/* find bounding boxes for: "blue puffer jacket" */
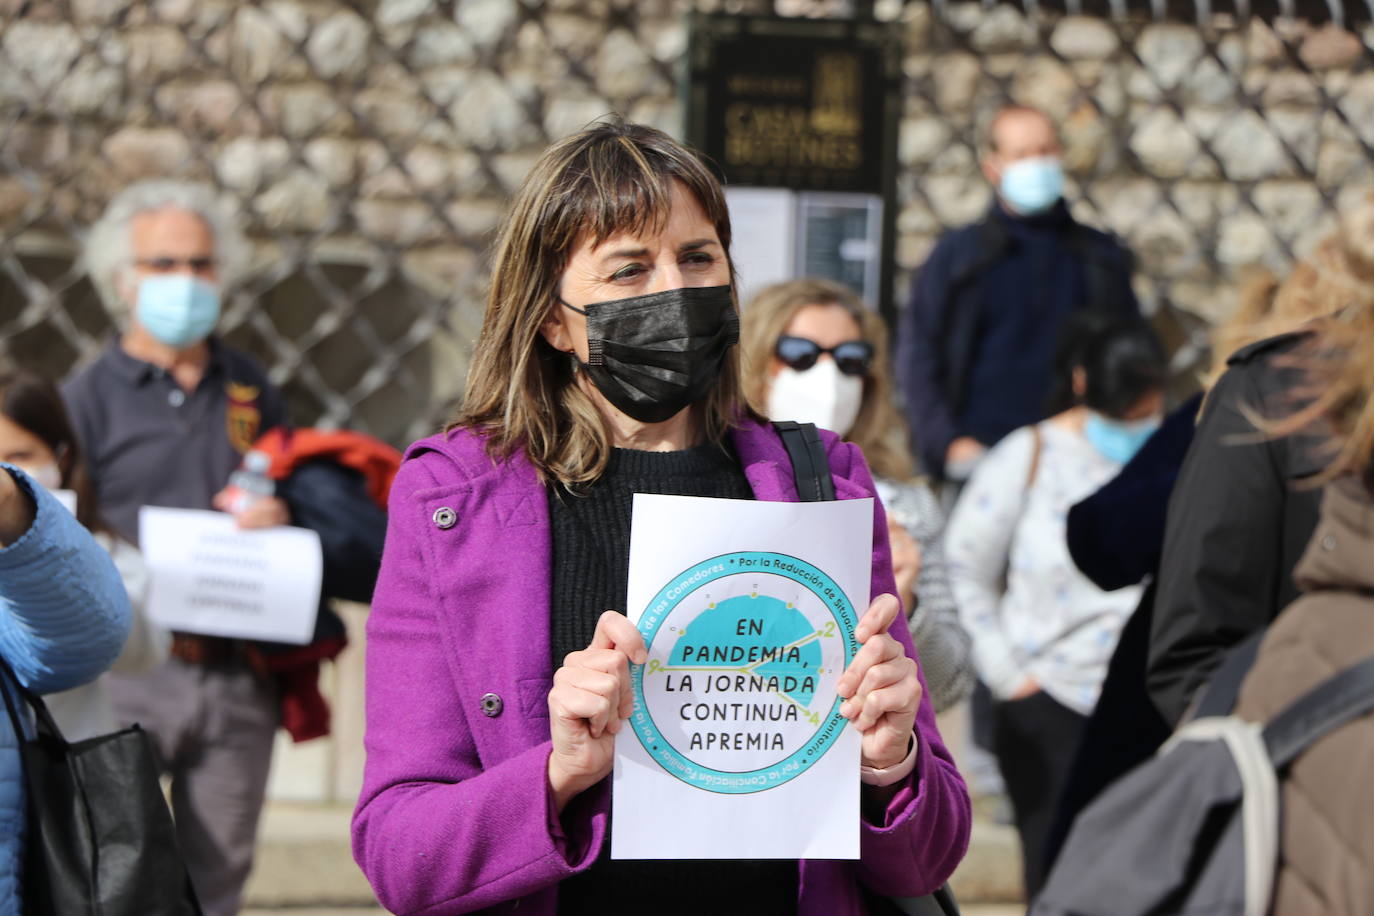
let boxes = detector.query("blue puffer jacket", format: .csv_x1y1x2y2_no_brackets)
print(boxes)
0,466,133,913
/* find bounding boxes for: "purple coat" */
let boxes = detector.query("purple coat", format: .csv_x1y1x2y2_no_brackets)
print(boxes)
352,417,971,915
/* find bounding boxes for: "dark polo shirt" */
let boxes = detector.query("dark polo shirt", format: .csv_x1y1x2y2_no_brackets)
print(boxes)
62,338,287,546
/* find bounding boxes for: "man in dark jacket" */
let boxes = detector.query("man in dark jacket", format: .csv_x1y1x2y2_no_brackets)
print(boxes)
64,180,292,916
896,105,1139,480
1146,330,1324,725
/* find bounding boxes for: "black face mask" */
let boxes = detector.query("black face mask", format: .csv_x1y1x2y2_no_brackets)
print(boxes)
559,284,739,424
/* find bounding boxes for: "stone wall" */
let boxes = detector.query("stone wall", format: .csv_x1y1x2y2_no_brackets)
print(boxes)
1,0,1372,438
896,6,1374,373
0,0,690,443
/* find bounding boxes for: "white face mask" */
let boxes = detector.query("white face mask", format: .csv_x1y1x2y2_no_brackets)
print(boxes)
22,462,62,491
767,358,865,437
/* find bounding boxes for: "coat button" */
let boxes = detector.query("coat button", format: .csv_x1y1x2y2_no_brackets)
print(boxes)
432,507,457,529
1322,534,1337,551
480,693,503,717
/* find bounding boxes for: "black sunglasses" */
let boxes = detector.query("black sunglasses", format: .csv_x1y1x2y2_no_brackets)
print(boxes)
775,336,874,377
136,256,217,276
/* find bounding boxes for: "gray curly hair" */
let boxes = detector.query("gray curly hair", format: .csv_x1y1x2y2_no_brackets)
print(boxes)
84,180,249,316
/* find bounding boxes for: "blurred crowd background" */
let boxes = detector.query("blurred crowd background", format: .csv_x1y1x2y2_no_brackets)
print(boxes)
2,3,1374,906
4,0,1372,449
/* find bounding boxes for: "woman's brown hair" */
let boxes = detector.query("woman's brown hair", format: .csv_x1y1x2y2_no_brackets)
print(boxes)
0,369,111,536
1259,189,1374,486
453,118,748,486
739,277,916,481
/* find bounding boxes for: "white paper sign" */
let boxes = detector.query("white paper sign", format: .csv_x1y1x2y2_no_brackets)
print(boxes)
138,507,323,645
612,494,873,860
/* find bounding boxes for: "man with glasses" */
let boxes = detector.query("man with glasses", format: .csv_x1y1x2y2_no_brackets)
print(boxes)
896,104,1140,485
63,180,288,916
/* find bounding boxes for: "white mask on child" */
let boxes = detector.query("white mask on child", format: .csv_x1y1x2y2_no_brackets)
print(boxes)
767,358,864,436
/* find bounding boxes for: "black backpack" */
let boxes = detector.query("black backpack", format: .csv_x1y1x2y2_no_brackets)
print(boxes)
1033,638,1374,916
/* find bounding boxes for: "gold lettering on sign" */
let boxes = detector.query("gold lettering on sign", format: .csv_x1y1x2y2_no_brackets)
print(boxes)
726,75,807,97
722,51,865,175
811,53,861,135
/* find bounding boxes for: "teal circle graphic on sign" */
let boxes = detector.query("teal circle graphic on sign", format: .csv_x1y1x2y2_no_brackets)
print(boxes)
630,551,859,794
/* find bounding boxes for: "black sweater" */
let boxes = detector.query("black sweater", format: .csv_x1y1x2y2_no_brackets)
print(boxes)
548,444,795,915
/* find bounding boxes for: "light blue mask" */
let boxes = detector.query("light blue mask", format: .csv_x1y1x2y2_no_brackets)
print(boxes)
136,275,220,348
1084,412,1160,465
999,156,1064,215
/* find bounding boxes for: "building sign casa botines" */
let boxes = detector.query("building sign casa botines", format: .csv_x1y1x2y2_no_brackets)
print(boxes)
686,14,902,317
687,15,899,195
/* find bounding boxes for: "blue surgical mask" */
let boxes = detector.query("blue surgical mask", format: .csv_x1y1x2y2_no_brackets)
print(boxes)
136,275,221,348
1084,412,1160,465
999,156,1064,215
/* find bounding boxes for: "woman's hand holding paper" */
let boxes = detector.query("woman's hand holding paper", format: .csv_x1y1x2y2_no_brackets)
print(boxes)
546,610,647,814
837,593,920,771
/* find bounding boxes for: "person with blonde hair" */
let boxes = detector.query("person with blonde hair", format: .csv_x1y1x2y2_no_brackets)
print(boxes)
1048,224,1374,914
1203,216,1373,390
1038,197,1374,876
350,120,970,914
739,277,973,714
1147,188,1374,726
1224,216,1374,914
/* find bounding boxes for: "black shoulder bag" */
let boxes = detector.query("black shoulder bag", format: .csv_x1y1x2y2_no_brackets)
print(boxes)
773,421,961,916
0,655,201,915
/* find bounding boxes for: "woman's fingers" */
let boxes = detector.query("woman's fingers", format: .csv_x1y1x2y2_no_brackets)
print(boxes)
854,593,901,644
835,618,920,756
552,666,622,737
851,674,919,733
588,610,648,665
840,657,913,718
836,629,903,699
546,616,651,801
563,647,635,718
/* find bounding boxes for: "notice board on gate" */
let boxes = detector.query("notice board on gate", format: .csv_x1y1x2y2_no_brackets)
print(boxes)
685,13,902,321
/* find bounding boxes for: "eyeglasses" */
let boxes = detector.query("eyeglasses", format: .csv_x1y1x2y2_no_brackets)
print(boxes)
775,336,874,376
136,257,217,276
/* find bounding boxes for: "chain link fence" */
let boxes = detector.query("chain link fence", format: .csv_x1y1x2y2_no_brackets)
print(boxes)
1,0,1371,443
0,0,694,445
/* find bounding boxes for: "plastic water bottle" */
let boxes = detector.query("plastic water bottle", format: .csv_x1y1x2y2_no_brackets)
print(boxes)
223,449,275,515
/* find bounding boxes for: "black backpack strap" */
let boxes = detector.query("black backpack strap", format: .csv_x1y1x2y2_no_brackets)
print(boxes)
1263,655,1374,768
773,421,835,502
1192,630,1266,719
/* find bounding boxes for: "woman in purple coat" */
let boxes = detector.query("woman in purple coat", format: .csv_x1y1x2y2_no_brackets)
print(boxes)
351,119,970,916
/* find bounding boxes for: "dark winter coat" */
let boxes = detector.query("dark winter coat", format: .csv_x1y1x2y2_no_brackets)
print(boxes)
1147,331,1326,725
895,201,1138,478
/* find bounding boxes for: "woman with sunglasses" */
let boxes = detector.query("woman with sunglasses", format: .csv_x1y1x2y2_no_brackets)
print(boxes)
351,121,970,915
0,369,169,741
740,278,973,715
